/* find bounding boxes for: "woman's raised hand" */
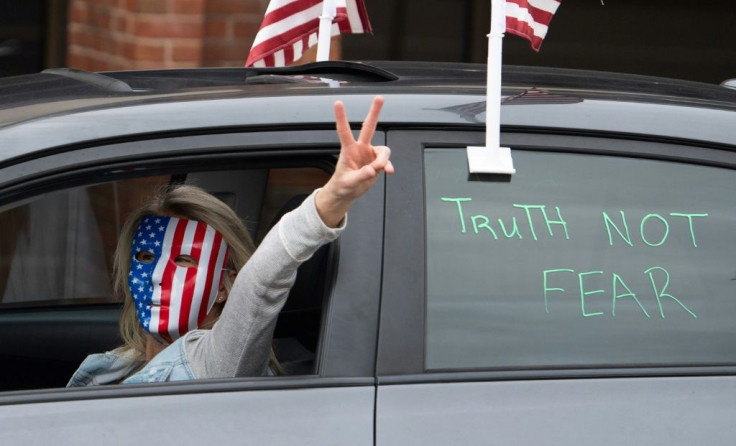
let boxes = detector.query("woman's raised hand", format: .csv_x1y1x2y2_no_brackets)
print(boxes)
316,96,394,228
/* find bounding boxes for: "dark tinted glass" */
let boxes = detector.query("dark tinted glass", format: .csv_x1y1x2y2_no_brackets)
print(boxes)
0,167,329,309
0,176,171,306
425,148,736,370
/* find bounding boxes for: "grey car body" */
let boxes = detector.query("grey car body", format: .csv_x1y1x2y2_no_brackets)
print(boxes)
0,61,736,445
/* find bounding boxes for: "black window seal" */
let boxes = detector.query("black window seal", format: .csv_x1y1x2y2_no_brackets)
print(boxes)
377,366,736,386
0,376,375,407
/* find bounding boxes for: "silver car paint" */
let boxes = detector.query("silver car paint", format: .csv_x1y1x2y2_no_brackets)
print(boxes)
0,385,374,445
377,376,736,445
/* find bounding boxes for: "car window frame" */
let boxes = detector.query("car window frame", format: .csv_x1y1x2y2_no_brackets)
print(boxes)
0,128,385,403
378,128,736,381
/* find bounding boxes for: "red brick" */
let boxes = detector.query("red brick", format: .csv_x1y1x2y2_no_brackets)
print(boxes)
173,0,205,14
120,39,165,61
68,25,97,47
67,27,85,46
91,32,104,51
206,0,263,15
90,6,112,28
123,11,137,32
69,1,90,23
204,18,229,37
232,20,258,38
172,41,202,61
93,59,112,72
133,0,168,13
112,13,129,32
134,16,203,38
95,0,119,7
67,0,259,71
120,41,134,59
133,59,169,70
109,60,127,70
171,61,201,68
96,34,117,53
133,41,166,60
67,53,94,71
203,40,248,61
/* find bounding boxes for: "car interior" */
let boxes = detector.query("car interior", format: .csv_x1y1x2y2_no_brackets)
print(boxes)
0,164,333,391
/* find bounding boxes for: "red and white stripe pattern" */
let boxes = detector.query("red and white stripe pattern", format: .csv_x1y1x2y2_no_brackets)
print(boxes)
246,0,372,67
133,216,229,343
505,0,562,51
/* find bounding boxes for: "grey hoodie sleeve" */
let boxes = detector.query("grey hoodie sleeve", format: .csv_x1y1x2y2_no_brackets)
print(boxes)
183,189,344,379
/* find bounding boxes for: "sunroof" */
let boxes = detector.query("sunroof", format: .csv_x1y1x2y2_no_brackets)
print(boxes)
105,61,399,91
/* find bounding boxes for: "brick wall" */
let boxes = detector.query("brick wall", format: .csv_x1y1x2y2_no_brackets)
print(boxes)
67,0,334,71
202,0,267,67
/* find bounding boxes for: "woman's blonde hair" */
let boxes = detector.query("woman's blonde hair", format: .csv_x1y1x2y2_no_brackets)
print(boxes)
113,184,280,374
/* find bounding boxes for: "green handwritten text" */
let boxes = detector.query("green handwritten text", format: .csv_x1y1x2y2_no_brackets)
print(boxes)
543,267,695,319
440,197,569,241
602,211,708,247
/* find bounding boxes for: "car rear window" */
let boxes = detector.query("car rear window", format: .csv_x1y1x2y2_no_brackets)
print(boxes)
424,148,736,370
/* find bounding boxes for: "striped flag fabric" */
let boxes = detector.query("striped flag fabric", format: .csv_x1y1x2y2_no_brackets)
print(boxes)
129,215,229,343
246,0,372,67
505,0,562,51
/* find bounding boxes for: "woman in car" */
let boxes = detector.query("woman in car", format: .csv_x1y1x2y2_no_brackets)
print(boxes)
67,97,393,386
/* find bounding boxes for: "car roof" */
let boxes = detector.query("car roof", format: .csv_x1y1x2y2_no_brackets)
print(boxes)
1,61,735,167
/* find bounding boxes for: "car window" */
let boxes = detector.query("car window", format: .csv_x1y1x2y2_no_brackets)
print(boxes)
424,148,736,370
0,156,336,392
0,167,329,308
256,167,332,243
0,176,171,306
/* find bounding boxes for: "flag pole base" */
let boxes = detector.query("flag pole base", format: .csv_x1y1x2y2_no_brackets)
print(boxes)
466,146,516,175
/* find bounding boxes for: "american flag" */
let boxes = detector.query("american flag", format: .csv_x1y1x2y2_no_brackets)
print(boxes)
129,215,229,343
246,0,372,67
505,0,562,51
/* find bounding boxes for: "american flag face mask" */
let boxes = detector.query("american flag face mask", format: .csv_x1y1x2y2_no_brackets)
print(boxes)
128,215,230,344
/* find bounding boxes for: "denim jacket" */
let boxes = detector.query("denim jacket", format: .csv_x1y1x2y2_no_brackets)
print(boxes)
67,332,197,387
67,329,274,386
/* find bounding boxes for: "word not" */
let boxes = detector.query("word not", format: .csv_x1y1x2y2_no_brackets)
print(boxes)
542,266,697,319
602,211,708,247
441,197,570,240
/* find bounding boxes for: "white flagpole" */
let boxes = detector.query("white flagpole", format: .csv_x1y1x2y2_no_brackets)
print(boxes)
316,0,337,62
467,0,516,175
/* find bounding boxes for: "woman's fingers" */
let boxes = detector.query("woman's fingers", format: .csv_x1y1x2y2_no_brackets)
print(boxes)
335,96,384,148
357,96,384,145
333,100,355,147
384,159,395,175
333,97,392,180
355,164,378,184
370,145,393,174
317,97,391,228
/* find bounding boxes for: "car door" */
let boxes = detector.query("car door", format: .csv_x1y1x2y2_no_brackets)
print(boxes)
377,129,736,445
0,128,384,445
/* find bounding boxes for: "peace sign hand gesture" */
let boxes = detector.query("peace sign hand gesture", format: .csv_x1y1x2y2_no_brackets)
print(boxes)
316,96,394,228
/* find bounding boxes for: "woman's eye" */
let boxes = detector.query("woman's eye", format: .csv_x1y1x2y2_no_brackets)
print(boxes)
136,251,155,263
174,255,198,268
